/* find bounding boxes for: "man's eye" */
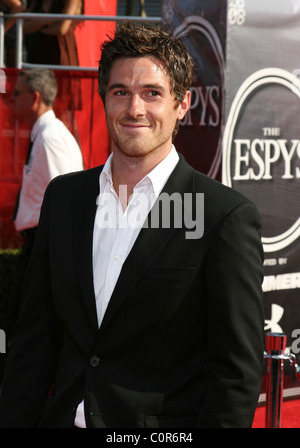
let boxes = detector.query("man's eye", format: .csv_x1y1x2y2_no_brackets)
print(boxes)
149,91,159,96
114,90,127,96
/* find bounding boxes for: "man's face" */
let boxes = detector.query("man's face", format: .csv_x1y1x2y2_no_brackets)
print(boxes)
104,55,190,161
14,76,34,122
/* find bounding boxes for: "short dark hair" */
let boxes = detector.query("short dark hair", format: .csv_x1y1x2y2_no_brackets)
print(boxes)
98,21,194,106
18,68,57,106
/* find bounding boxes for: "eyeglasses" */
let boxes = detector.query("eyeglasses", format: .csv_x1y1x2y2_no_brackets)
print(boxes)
13,89,33,97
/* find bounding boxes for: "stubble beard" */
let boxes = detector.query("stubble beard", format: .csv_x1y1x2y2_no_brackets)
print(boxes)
110,122,176,160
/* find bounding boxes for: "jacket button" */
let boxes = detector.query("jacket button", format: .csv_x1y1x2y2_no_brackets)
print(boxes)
90,355,100,367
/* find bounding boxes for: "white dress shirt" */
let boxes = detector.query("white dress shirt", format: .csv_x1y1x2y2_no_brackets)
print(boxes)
14,110,83,232
74,145,179,428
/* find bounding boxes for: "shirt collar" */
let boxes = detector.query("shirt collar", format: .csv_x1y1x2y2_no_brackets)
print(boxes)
142,146,179,198
99,146,179,198
31,109,55,142
100,153,114,192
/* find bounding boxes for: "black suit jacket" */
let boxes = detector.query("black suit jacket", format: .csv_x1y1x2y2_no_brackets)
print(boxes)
0,155,265,428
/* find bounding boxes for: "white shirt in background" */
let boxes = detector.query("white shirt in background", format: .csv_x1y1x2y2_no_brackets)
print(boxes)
14,110,84,232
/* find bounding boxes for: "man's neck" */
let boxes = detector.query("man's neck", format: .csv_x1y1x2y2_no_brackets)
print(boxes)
111,147,172,206
28,106,53,129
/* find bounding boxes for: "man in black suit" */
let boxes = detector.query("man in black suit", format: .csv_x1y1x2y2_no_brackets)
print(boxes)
0,22,264,428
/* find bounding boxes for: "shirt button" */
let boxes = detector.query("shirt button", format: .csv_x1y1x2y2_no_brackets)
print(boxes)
114,255,120,261
90,355,100,367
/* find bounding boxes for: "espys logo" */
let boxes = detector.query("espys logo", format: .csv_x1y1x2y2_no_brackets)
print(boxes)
174,15,225,179
222,68,300,253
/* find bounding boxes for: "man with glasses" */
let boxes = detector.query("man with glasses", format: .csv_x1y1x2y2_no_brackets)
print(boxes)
0,68,83,375
12,68,83,234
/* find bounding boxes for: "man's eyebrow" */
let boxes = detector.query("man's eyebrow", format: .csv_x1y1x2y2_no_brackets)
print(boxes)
108,83,126,91
142,83,166,91
108,83,166,92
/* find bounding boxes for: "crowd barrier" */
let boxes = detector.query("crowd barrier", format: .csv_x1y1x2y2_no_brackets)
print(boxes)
264,333,300,428
0,12,161,70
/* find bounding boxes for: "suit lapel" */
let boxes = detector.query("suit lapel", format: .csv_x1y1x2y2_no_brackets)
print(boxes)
99,155,195,334
72,167,102,333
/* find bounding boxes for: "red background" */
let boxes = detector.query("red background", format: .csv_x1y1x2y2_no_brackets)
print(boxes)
0,0,117,248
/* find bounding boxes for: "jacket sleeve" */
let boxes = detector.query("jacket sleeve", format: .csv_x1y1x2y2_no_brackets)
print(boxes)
0,181,59,427
197,200,265,428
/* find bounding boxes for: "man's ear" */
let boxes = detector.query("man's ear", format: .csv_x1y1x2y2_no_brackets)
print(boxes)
177,90,191,120
32,90,40,106
31,90,44,113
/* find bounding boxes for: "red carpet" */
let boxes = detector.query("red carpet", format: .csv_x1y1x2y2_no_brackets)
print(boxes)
252,400,300,428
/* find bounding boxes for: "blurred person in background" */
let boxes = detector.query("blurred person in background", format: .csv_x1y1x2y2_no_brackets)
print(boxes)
23,0,83,67
0,68,83,380
23,0,84,134
0,0,26,67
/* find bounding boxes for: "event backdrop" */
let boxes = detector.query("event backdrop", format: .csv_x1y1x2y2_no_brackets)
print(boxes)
223,0,300,396
162,0,227,181
162,0,300,397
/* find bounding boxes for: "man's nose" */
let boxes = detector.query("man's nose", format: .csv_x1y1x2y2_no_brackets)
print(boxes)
127,94,145,117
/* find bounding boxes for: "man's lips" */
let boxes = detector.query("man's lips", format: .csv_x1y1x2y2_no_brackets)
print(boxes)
120,117,150,127
121,122,150,128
